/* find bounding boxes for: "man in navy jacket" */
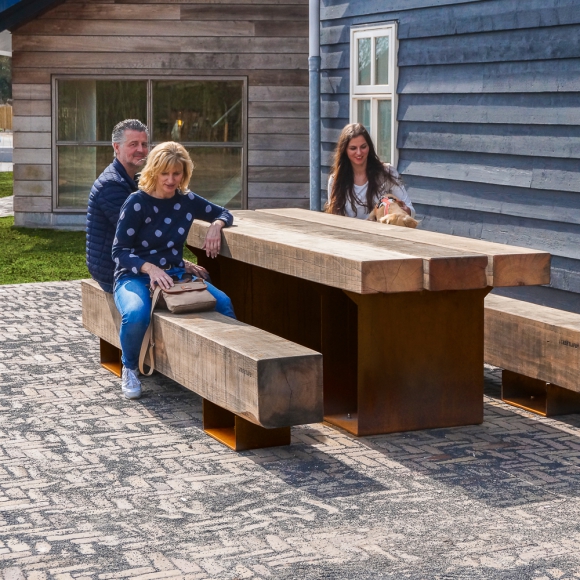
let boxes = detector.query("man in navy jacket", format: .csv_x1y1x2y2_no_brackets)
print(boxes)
86,119,149,293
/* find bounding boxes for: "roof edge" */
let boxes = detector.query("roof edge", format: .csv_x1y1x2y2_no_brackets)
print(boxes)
0,0,63,33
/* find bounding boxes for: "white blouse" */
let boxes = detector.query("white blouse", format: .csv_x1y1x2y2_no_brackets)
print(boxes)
327,164,416,220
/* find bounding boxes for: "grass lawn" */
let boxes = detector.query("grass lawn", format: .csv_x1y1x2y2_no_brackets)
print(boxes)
0,214,198,285
0,172,13,198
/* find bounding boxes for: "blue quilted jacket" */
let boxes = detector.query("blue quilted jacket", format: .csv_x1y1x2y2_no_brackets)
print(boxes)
86,159,138,291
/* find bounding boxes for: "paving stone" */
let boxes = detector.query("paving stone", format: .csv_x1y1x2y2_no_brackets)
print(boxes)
1,281,580,578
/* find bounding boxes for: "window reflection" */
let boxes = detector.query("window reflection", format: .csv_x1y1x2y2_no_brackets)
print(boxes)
153,81,243,143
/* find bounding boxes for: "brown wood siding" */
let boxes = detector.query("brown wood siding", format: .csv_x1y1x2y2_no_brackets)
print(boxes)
11,0,309,221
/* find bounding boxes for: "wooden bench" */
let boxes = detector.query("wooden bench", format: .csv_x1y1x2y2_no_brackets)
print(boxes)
485,294,580,416
81,279,323,450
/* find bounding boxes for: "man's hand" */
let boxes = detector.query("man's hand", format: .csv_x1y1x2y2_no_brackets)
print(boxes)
183,260,210,281
140,262,174,289
201,220,225,259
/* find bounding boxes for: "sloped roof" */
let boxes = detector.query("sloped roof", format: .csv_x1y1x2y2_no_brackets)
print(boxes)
0,0,63,33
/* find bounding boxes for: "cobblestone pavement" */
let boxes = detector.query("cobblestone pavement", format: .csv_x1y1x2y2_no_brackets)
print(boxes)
2,281,580,579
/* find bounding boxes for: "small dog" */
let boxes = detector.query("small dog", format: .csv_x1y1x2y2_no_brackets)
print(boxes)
367,196,418,228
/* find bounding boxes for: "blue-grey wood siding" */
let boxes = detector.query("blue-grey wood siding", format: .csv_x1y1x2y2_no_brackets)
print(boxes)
321,0,580,299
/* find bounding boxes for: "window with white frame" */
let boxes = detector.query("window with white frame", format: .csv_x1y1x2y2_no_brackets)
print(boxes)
350,23,398,165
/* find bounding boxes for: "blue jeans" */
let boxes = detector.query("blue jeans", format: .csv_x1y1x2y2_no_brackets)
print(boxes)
113,268,236,370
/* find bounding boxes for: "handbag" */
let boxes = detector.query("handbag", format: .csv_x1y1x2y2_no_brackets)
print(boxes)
138,275,216,376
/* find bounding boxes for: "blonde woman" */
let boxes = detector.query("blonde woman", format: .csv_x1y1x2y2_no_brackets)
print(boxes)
112,141,235,399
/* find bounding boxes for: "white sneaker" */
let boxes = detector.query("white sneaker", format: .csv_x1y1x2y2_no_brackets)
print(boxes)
121,367,142,399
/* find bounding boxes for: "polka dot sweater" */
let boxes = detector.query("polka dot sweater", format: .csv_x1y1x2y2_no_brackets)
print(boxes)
112,189,233,283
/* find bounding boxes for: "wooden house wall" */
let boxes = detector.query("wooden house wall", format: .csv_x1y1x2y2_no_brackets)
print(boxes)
320,0,580,298
11,0,309,228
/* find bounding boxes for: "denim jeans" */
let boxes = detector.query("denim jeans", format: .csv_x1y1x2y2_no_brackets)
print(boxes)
113,267,236,370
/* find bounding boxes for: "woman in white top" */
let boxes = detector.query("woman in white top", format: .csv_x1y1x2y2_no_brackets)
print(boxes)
326,123,415,220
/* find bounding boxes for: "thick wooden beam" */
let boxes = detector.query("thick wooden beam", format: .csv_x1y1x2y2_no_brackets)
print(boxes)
259,208,551,288
485,294,580,393
236,210,488,291
82,279,323,429
187,217,424,294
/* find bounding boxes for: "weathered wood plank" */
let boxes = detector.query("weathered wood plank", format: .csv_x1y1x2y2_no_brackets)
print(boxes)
248,118,308,134
13,52,307,71
81,279,323,428
248,166,309,182
398,93,580,126
13,149,51,164
405,174,580,226
13,164,52,181
398,122,580,160
12,116,51,132
16,19,256,36
399,24,580,67
248,134,308,151
238,210,488,291
187,215,425,294
11,84,51,100
13,35,307,55
248,182,308,198
13,196,51,212
43,3,181,19
321,0,580,41
398,59,580,94
13,132,51,149
248,150,309,167
12,100,51,116
248,102,309,118
416,203,579,262
13,180,52,197
259,208,551,288
248,198,310,210
249,86,308,102
485,294,580,393
399,149,580,194
180,5,308,20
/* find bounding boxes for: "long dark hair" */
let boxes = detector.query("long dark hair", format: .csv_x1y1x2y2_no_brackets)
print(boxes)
325,123,399,216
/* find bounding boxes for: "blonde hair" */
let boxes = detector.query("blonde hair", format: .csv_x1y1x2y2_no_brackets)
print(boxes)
139,141,194,194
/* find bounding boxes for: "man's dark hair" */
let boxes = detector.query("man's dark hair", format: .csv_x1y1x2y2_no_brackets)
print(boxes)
111,119,148,147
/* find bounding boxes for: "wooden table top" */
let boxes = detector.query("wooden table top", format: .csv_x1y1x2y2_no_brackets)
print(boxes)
187,209,550,295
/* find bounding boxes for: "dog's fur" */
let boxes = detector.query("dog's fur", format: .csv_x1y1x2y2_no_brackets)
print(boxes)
367,196,418,228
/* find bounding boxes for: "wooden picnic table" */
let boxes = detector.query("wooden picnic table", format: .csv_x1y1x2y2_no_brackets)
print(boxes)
187,208,550,436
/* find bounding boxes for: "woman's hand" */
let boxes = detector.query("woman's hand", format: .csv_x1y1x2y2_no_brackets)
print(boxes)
183,259,210,281
396,200,412,216
140,262,174,290
202,220,225,259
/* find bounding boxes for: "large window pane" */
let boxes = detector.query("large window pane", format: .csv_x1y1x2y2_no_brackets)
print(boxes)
186,147,242,209
154,81,243,143
58,80,146,142
57,146,112,208
375,36,389,85
377,100,392,162
357,38,371,86
357,100,371,133
95,81,147,141
58,80,96,142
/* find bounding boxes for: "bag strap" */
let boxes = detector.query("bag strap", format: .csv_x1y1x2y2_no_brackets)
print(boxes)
138,285,162,376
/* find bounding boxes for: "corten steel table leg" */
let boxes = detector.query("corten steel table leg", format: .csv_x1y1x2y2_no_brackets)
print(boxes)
501,369,580,417
203,399,291,451
100,338,122,377
323,288,491,436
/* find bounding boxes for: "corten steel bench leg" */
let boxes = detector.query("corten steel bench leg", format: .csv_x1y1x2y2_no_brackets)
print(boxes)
502,370,580,417
326,288,491,436
202,399,291,451
100,338,122,378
